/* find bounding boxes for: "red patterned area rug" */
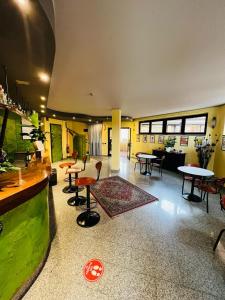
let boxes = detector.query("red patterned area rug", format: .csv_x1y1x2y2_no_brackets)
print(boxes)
90,176,158,217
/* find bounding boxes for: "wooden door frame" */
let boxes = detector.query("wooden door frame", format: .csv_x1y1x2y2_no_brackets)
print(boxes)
50,124,63,162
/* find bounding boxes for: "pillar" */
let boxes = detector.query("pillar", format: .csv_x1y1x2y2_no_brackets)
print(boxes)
111,109,121,171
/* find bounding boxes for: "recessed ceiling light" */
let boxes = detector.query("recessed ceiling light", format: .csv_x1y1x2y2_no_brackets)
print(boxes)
38,72,50,83
40,96,46,101
72,116,76,120
53,114,56,117
40,104,45,108
14,0,31,13
41,110,45,113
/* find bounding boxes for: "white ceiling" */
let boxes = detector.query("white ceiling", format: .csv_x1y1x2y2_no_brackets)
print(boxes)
48,0,225,118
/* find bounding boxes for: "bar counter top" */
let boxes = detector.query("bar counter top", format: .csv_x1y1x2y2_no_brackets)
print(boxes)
0,157,51,216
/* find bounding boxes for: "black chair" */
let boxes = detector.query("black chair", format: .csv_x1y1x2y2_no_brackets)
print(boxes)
213,195,225,251
151,155,165,176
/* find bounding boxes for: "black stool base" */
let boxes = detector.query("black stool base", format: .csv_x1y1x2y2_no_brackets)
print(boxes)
62,186,76,193
67,196,86,206
76,211,100,227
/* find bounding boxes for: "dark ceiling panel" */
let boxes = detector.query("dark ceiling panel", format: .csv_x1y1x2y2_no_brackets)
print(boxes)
0,0,55,112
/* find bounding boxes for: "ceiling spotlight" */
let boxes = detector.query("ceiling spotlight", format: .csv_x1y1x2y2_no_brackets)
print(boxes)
41,110,45,113
40,104,45,108
40,96,46,101
89,119,92,122
72,116,76,120
53,114,56,118
38,72,50,83
14,0,31,13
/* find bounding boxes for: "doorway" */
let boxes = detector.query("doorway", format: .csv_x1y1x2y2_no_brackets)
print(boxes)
108,127,131,160
50,124,63,162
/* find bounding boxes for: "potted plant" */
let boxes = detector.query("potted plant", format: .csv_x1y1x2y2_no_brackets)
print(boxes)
164,137,176,152
194,134,219,169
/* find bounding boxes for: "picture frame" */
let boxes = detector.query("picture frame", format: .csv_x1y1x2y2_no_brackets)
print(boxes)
222,135,225,151
158,135,164,144
143,135,147,143
180,136,189,147
150,135,155,143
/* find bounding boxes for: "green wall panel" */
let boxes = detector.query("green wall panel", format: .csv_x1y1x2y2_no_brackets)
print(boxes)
0,110,34,161
73,134,86,158
50,124,63,162
0,187,49,300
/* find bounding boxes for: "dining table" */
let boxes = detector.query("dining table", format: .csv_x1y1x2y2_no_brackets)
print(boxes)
137,153,157,176
177,166,214,202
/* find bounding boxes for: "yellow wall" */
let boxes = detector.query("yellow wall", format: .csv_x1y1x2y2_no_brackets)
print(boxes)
132,106,219,171
101,105,225,176
102,121,134,156
42,104,225,177
213,105,225,177
42,117,88,162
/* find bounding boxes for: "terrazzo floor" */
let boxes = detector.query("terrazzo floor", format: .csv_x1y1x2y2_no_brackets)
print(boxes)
24,157,225,300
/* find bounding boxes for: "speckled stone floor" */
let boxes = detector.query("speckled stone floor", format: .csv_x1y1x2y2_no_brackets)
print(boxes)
24,157,225,300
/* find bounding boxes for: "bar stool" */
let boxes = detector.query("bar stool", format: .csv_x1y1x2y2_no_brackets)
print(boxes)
75,177,100,228
79,161,102,210
59,162,77,193
64,151,78,182
67,155,88,206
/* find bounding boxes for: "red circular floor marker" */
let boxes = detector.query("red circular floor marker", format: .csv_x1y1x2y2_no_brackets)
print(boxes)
83,259,104,282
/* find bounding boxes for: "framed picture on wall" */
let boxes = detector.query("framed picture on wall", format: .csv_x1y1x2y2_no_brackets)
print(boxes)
180,136,189,146
158,135,164,144
136,134,140,142
150,135,155,143
143,135,147,143
222,135,225,151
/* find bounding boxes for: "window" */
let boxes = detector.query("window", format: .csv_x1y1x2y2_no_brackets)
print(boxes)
151,121,163,133
184,116,207,134
166,119,182,133
138,113,207,135
139,122,150,133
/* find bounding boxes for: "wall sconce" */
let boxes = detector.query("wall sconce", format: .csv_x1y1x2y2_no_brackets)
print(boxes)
211,117,217,129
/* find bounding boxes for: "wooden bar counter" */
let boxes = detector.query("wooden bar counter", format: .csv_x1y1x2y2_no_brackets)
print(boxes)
0,157,52,300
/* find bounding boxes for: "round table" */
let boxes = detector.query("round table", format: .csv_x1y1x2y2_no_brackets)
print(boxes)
137,154,157,176
75,177,100,228
178,166,214,202
66,167,86,206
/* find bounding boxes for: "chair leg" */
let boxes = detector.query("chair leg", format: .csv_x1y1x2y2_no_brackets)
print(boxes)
206,193,209,213
182,177,185,195
213,229,225,251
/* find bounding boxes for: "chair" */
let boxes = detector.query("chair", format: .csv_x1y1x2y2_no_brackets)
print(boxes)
96,161,102,181
182,163,200,195
213,195,225,251
197,177,225,213
134,152,147,173
80,161,102,210
151,155,165,176
64,151,79,182
67,155,88,206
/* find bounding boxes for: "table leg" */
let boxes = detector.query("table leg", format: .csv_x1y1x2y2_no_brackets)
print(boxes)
140,158,151,176
183,176,202,202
